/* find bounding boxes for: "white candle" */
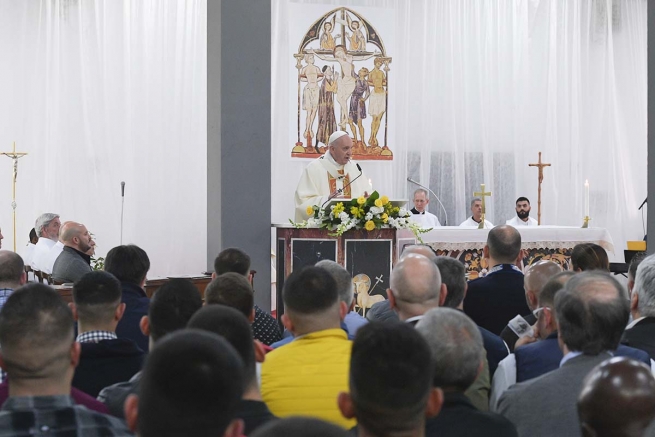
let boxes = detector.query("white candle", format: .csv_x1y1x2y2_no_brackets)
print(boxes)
368,178,373,191
584,179,589,217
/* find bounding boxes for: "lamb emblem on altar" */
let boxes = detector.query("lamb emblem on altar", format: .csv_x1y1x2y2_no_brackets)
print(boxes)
291,7,393,160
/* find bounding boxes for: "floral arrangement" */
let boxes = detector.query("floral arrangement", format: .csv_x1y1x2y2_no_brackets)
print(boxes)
292,191,432,241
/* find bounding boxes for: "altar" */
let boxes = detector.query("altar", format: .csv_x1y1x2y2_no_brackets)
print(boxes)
415,226,614,279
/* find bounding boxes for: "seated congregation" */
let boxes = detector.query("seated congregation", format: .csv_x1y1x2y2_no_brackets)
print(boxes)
1,218,655,436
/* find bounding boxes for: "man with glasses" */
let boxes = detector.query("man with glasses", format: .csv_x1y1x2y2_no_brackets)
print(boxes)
497,272,651,437
491,271,650,411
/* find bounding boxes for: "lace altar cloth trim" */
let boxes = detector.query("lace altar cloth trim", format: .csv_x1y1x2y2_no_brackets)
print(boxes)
425,240,613,252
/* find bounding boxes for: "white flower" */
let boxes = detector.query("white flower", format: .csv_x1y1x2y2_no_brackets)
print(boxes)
339,212,349,221
365,212,373,221
370,206,384,214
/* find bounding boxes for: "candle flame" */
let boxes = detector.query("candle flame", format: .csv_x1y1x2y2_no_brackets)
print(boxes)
585,179,589,186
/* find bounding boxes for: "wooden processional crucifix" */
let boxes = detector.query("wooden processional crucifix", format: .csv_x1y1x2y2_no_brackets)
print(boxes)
0,142,28,252
473,184,492,229
528,152,551,225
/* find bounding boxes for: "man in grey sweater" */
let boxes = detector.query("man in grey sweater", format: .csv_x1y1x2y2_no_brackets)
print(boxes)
52,222,95,284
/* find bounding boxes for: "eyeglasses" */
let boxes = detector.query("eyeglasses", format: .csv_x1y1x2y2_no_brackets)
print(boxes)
532,306,550,318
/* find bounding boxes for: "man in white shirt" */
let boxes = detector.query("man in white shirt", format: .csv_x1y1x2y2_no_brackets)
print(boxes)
506,197,539,227
460,198,494,228
294,131,369,221
30,213,61,271
409,189,441,228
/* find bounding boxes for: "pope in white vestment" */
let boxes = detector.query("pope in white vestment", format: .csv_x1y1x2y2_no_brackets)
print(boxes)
294,131,370,221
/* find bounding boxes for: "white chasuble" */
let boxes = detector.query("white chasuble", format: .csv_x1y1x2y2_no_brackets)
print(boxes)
294,152,370,221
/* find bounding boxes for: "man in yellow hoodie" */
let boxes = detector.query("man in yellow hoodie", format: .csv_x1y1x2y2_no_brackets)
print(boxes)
261,266,354,429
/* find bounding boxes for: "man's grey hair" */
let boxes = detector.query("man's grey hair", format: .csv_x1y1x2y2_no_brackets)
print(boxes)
434,257,467,308
415,307,484,391
413,188,428,198
315,260,353,306
470,197,481,208
634,254,655,317
556,271,629,355
34,213,59,237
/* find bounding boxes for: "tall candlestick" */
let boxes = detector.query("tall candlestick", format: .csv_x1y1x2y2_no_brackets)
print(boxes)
584,179,589,217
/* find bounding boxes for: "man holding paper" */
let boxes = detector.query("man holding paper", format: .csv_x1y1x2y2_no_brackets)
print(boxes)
294,131,370,221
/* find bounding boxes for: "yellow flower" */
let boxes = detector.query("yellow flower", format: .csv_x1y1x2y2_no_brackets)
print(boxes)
333,202,344,215
380,195,389,205
381,213,389,223
357,196,366,205
350,206,360,216
365,220,376,231
306,206,314,216
374,199,383,207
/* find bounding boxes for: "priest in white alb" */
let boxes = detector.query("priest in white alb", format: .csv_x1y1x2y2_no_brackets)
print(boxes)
505,197,539,227
294,131,370,221
409,188,441,228
459,198,494,228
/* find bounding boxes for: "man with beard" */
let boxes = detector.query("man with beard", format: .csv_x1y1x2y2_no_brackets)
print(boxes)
506,197,538,227
52,222,95,284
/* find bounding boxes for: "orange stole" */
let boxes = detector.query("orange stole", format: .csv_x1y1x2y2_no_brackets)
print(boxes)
328,170,351,198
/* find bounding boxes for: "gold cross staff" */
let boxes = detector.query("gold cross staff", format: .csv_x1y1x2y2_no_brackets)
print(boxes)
473,183,492,229
0,142,28,252
528,152,551,225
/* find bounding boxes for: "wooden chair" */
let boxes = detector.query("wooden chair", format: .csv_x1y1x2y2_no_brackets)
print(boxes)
42,272,53,285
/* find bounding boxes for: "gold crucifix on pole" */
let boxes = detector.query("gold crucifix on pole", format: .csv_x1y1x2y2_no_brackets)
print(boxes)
528,152,551,225
0,142,28,252
473,183,492,229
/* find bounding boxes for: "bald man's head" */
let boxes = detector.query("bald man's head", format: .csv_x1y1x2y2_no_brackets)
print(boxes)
401,245,438,262
486,225,521,264
578,357,655,437
524,260,562,310
60,222,94,254
389,254,443,320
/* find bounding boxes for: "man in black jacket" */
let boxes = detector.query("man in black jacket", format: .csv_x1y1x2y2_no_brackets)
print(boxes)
71,271,145,397
463,225,529,335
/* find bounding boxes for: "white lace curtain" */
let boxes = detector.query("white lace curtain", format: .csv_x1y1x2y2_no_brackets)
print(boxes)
271,0,646,260
0,0,207,276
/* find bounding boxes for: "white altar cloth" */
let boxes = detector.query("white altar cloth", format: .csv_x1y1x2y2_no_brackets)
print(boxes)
417,226,614,253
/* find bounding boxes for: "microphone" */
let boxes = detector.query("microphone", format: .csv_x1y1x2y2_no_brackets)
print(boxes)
120,181,126,245
639,197,647,210
321,164,363,209
407,178,448,226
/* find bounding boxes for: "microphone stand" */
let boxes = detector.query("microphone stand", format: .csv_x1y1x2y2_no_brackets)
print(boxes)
407,178,448,226
321,164,363,209
120,182,125,245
